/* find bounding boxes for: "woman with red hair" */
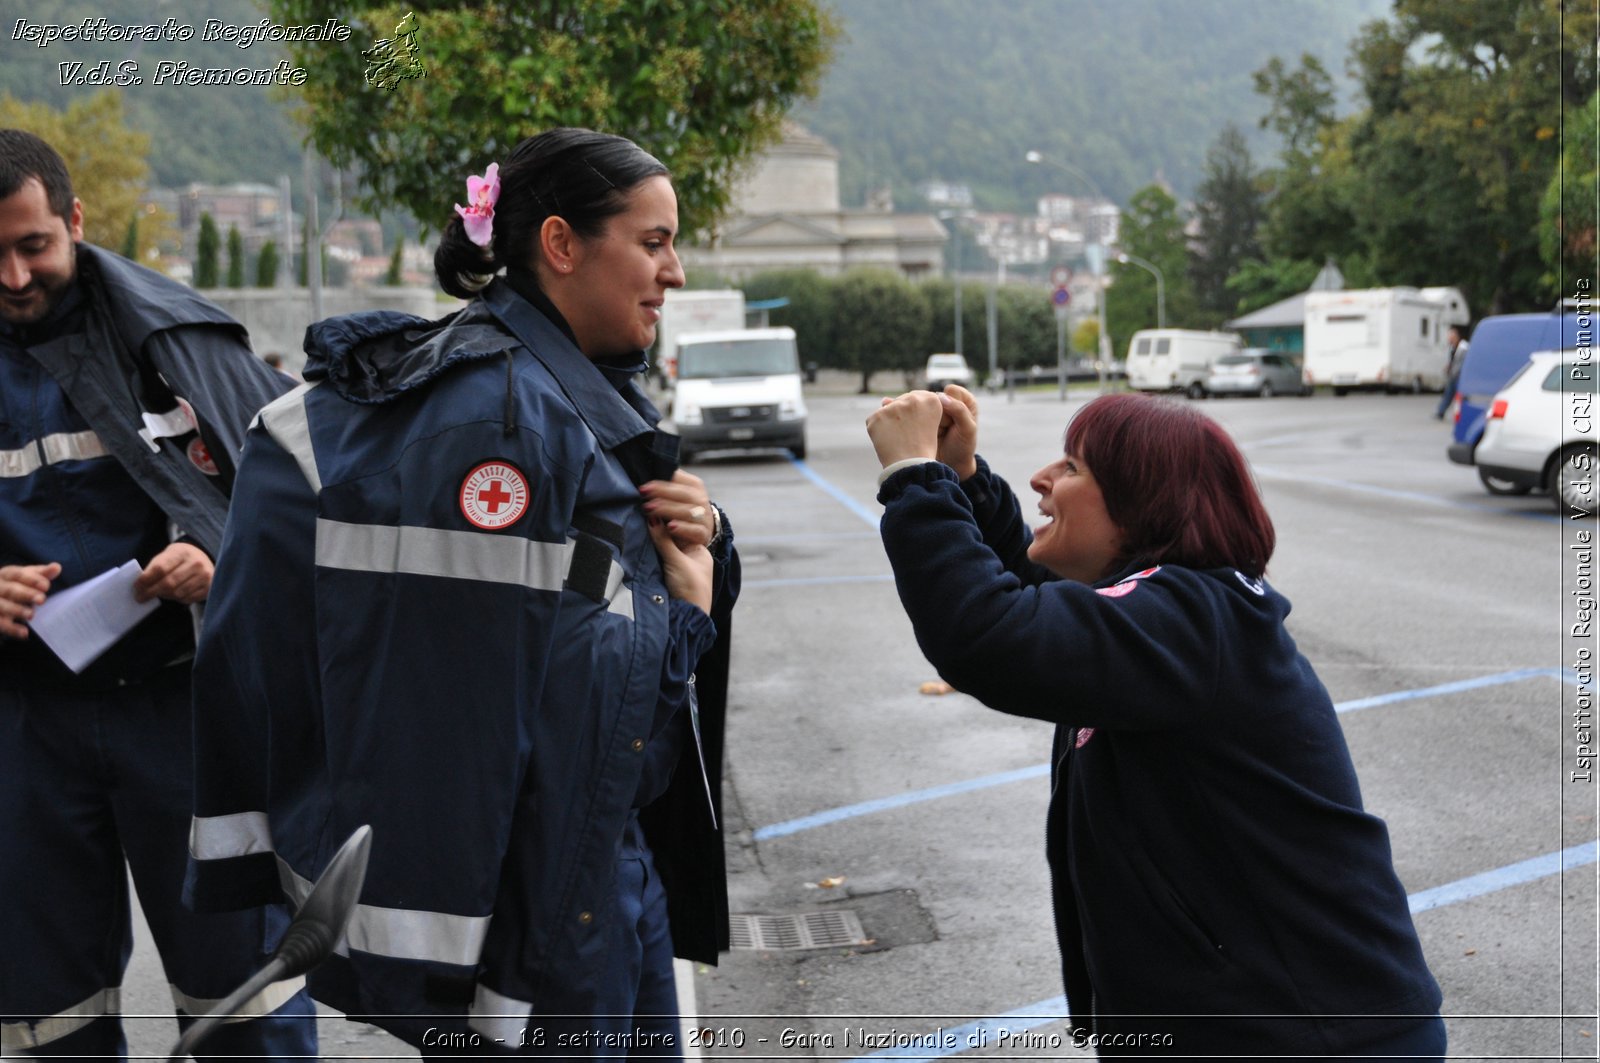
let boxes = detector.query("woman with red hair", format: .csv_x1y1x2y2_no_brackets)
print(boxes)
866,389,1444,1060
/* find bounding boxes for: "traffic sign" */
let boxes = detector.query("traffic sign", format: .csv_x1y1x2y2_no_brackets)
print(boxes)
1052,287,1071,307
1050,264,1073,286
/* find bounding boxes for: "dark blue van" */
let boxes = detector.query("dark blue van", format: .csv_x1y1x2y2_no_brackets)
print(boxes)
1447,308,1586,493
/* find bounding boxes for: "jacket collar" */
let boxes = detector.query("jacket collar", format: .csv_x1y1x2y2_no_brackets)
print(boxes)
481,277,655,454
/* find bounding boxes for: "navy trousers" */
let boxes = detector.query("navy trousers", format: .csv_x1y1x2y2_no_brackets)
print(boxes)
0,665,317,1061
429,814,682,1060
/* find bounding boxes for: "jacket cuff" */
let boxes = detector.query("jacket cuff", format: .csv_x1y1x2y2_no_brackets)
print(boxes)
709,503,735,565
958,454,1001,509
876,459,958,503
876,457,940,487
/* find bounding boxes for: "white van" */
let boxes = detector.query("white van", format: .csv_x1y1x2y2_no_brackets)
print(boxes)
1126,329,1243,397
669,327,807,462
1303,287,1468,395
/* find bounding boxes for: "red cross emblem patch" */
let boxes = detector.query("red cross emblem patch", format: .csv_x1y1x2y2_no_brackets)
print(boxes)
459,461,530,530
187,437,219,476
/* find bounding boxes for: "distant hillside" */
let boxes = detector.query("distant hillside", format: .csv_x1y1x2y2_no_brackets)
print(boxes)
4,0,1388,213
798,0,1390,211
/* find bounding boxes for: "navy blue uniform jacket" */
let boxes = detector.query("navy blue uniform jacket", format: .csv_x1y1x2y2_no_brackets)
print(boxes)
878,457,1441,1056
185,280,739,1046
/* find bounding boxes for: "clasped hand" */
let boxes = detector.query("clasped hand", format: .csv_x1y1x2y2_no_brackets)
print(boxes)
640,469,715,615
865,383,980,481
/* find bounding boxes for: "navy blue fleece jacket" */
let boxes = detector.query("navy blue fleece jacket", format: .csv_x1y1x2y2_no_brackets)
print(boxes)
878,456,1441,1055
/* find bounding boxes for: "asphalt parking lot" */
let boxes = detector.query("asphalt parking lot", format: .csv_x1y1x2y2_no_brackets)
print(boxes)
117,385,1592,1061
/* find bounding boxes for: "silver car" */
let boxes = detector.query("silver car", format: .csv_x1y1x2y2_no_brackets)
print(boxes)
1206,349,1308,397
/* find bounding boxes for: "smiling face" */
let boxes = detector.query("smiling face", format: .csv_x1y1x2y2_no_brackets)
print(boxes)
554,175,685,358
1025,449,1125,583
0,177,82,326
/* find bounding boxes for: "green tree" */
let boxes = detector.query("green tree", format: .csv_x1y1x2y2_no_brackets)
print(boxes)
195,213,220,289
270,1,838,234
1,92,149,250
994,285,1058,372
830,269,928,392
1252,53,1336,158
1072,317,1100,358
1188,125,1263,322
1540,92,1599,293
919,279,986,364
1253,1,1596,315
226,225,245,288
1105,186,1193,356
742,269,839,371
1224,257,1322,317
255,240,280,288
119,213,139,261
1251,54,1356,272
384,238,405,286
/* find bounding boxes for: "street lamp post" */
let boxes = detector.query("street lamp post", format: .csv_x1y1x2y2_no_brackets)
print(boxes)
1025,150,1112,393
937,209,974,360
1116,252,1165,329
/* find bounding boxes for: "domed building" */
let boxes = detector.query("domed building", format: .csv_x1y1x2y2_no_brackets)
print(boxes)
684,122,948,280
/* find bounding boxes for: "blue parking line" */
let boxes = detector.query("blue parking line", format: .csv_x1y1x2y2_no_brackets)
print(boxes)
789,455,882,529
752,669,1567,842
1408,841,1598,914
843,842,1600,1062
753,764,1052,841
1335,667,1572,713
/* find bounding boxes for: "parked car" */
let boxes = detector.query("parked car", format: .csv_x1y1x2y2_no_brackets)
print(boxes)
923,352,976,391
1206,349,1308,397
1448,307,1586,495
1473,350,1596,514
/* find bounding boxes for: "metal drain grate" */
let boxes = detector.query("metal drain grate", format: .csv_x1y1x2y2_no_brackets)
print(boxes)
729,910,868,950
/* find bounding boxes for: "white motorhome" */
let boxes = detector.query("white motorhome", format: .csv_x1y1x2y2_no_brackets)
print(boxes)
669,327,807,462
1303,287,1470,395
1126,329,1242,397
655,289,745,381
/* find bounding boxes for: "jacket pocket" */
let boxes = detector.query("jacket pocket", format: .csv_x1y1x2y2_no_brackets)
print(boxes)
1160,880,1230,965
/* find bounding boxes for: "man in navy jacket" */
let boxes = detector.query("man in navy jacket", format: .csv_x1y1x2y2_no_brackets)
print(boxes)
0,129,314,1060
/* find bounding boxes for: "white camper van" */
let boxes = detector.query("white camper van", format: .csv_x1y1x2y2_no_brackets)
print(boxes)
655,289,745,381
669,327,807,462
1126,329,1243,398
1303,287,1470,395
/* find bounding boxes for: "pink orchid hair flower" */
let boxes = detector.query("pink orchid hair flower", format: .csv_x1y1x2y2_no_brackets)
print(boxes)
454,162,501,248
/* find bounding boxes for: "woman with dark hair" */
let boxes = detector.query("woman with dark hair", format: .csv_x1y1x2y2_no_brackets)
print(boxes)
865,388,1444,1060
186,128,739,1057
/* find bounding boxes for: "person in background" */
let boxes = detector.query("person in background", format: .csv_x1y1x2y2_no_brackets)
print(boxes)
185,127,740,1059
865,387,1445,1060
0,129,315,1060
1435,323,1470,419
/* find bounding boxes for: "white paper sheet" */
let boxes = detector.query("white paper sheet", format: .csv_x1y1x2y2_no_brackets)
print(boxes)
28,560,159,673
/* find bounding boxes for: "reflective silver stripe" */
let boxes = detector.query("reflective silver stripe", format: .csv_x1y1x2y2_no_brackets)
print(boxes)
316,520,636,617
0,987,120,1050
189,811,274,861
467,983,533,1042
610,577,635,620
317,520,574,590
139,405,193,451
170,975,305,1022
278,859,490,967
0,429,109,478
255,383,320,493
